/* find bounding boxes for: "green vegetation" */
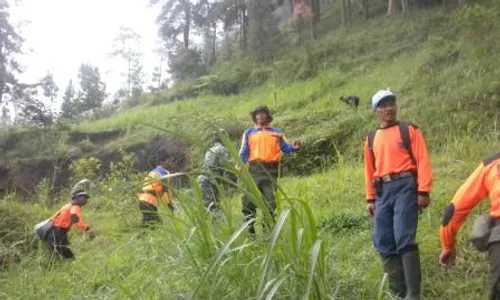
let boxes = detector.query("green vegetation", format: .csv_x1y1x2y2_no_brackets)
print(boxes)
0,149,494,299
2,1,500,299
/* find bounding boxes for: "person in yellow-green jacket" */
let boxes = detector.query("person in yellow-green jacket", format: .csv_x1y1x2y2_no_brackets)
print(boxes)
137,163,174,226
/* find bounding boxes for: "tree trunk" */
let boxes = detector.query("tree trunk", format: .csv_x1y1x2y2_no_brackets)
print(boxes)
347,0,352,26
0,43,5,104
211,22,217,65
224,33,231,59
0,65,5,104
401,0,409,12
341,0,346,27
362,0,369,19
127,47,131,101
312,0,320,21
157,53,163,94
183,0,190,49
387,0,400,15
51,163,58,192
311,0,320,39
241,2,248,53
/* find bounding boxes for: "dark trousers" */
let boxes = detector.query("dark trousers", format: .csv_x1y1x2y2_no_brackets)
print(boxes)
139,201,162,226
197,175,220,211
44,227,74,259
373,176,419,257
242,162,278,234
488,242,500,299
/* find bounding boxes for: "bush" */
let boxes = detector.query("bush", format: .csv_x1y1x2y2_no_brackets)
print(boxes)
0,197,50,269
69,157,102,182
35,178,52,207
76,138,96,153
194,75,241,96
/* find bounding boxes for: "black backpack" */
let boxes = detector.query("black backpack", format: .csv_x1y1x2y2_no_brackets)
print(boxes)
367,121,417,170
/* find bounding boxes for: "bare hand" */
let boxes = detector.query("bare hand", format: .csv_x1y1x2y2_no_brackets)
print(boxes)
235,165,243,175
366,202,375,216
418,195,430,209
168,202,177,212
292,140,302,150
438,249,456,267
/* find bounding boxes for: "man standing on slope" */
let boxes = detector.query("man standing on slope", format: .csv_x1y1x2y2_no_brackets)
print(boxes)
438,152,500,299
364,90,432,299
238,105,301,235
197,130,235,215
137,163,175,226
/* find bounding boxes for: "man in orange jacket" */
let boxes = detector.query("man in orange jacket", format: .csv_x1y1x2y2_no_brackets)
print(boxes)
238,105,301,235
439,152,500,299
364,90,432,299
137,163,174,226
43,189,94,259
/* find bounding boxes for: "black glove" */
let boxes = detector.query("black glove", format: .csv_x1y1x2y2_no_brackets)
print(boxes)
86,231,96,240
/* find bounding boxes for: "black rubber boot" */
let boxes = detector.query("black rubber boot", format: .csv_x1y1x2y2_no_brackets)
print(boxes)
383,255,406,298
402,250,421,300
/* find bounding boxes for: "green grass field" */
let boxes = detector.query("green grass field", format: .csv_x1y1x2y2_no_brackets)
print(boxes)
0,149,494,299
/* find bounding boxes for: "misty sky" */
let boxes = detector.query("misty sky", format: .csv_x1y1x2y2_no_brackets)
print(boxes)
9,0,164,111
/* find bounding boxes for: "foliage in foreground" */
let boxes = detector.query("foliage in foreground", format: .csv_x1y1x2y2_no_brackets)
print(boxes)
1,135,498,299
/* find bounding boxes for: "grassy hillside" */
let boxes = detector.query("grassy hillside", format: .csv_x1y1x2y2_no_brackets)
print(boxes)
2,1,500,299
73,4,500,173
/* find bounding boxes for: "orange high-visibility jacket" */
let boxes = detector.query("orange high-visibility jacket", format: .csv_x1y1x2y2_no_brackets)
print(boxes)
363,123,433,200
137,167,173,207
440,152,500,251
51,203,89,231
239,126,295,164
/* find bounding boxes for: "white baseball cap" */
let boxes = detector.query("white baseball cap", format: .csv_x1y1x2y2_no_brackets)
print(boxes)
371,89,396,111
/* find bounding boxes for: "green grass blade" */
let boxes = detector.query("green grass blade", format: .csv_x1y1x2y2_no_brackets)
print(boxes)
189,219,254,300
257,208,291,296
377,273,388,300
258,278,278,300
302,240,323,300
265,276,289,300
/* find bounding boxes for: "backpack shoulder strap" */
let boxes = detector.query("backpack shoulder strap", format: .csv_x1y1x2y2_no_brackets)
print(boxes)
367,129,377,170
49,203,69,220
398,121,417,166
483,152,500,166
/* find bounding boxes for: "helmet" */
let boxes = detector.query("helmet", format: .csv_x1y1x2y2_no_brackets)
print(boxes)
71,189,89,200
250,105,273,123
71,178,92,199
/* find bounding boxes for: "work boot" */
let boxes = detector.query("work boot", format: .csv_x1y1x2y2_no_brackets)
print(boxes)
402,250,421,300
383,255,406,297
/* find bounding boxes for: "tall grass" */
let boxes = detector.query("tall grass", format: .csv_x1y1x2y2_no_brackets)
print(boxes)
1,138,498,299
